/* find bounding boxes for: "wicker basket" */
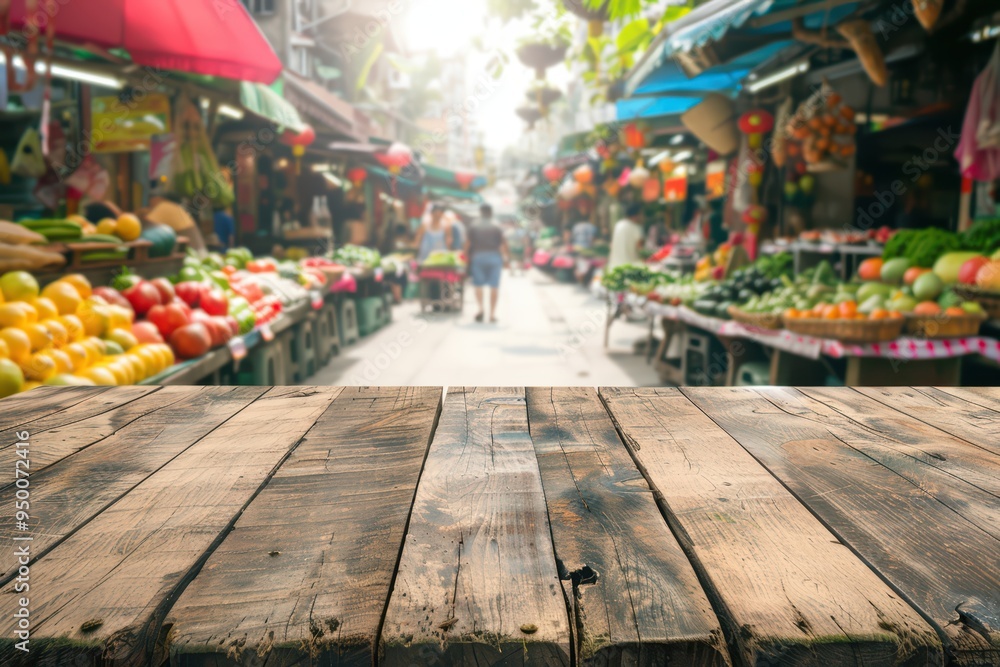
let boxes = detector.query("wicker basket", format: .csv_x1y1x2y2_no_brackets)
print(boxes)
951,285,1000,320
729,306,783,330
904,312,987,339
782,315,904,344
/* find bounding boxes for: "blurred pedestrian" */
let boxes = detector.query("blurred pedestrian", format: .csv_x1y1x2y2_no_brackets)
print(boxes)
608,203,644,269
570,217,598,250
414,203,453,263
466,203,508,323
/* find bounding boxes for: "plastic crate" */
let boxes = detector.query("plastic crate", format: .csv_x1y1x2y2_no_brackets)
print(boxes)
338,297,360,346
735,361,770,386
356,296,386,336
290,318,318,383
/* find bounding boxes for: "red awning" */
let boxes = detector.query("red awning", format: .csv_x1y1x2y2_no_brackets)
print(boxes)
9,0,282,84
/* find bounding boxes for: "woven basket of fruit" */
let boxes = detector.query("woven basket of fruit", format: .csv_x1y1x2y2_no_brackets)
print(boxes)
728,306,783,330
951,285,1000,320
782,314,904,344
904,311,987,339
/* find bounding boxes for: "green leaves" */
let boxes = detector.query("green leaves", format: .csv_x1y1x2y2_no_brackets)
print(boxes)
616,18,652,52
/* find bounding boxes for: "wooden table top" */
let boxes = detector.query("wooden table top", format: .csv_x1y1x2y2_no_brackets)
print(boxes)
0,385,997,666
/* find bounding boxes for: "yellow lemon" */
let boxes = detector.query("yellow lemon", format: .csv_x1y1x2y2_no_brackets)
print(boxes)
25,323,53,352
64,342,89,372
0,328,31,364
116,213,142,241
32,297,59,321
77,300,109,337
41,281,83,316
59,314,85,342
21,352,56,382
107,328,139,351
96,218,118,236
0,338,8,359
106,360,134,385
0,358,24,398
45,349,73,374
82,366,117,386
0,304,28,329
42,319,69,348
59,274,93,299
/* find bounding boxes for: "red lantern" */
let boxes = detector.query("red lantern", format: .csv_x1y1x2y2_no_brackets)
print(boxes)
280,124,316,173
375,142,413,175
738,110,774,149
622,123,647,150
347,167,367,187
455,171,476,189
542,163,565,184
573,164,593,185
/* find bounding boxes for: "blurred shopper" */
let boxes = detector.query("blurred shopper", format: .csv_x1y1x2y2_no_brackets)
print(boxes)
504,218,530,275
608,203,644,269
466,203,508,323
571,217,598,250
414,204,453,263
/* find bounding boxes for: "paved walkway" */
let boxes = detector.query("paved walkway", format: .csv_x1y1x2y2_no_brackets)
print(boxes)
310,270,660,386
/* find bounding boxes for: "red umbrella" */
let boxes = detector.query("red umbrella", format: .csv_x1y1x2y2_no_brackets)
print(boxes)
8,0,282,83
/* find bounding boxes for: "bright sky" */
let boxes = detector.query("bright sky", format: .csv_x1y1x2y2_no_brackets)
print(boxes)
402,0,570,154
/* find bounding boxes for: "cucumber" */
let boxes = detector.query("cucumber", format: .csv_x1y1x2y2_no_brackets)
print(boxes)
79,234,124,244
80,250,128,262
18,219,79,231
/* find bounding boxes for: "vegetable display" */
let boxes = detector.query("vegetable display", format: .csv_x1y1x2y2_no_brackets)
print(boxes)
333,245,382,269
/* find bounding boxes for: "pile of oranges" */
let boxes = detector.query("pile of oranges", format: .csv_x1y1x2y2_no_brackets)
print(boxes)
0,271,174,398
784,301,903,321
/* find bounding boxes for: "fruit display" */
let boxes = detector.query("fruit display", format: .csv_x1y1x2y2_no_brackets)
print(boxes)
0,271,175,397
601,264,676,293
694,243,736,282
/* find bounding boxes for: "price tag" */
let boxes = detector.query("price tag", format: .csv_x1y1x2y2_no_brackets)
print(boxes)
259,323,274,342
227,336,247,362
310,290,324,310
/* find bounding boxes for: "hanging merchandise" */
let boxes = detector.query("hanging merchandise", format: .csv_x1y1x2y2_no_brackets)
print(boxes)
65,154,110,201
641,177,660,202
836,20,888,87
911,0,943,32
663,172,688,202
956,42,1000,182
706,160,727,200
542,163,565,184
558,179,582,200
738,110,774,150
784,82,856,172
628,163,650,188
621,122,648,151
0,148,10,185
171,96,234,207
573,164,593,184
11,126,46,178
771,98,793,169
681,94,740,156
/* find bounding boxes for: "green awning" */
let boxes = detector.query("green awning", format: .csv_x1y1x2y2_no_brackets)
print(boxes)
427,186,483,203
240,81,306,132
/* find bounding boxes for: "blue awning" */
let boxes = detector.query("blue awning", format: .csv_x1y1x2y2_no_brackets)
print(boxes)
615,96,702,121
627,0,859,96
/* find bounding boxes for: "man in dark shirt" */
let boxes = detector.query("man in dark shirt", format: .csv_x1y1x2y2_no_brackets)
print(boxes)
465,203,508,323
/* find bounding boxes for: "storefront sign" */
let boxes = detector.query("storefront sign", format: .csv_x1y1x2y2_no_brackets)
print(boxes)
91,93,171,153
706,160,727,200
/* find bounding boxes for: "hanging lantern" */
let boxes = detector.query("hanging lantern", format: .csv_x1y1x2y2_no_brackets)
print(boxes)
573,164,593,185
375,142,413,175
738,110,774,150
628,163,650,188
346,167,367,188
746,161,765,188
455,171,477,190
603,179,621,197
641,178,660,202
280,124,316,174
542,163,565,184
622,122,648,150
742,205,768,231
618,168,632,188
658,159,675,174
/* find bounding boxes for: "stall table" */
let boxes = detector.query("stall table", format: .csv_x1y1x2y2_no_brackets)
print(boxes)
1,386,997,666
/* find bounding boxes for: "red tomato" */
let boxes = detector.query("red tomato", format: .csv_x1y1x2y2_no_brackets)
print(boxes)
224,315,240,337
148,303,192,338
121,281,163,317
206,317,233,347
190,309,211,323
92,286,133,311
170,323,212,359
200,289,229,316
132,321,164,345
149,278,176,304
174,281,206,308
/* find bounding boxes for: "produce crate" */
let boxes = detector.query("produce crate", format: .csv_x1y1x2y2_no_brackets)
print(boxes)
903,312,986,339
782,315,904,345
728,306,783,330
951,285,1000,320
356,296,387,337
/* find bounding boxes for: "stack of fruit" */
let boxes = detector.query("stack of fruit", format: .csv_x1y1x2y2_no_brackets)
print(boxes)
694,243,735,282
0,271,174,397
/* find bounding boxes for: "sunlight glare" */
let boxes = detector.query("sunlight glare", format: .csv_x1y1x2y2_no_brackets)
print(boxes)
403,0,488,56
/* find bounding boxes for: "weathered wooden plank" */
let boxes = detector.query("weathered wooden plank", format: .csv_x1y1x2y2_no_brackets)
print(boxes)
525,387,729,666
381,387,572,666
935,387,1000,413
601,387,941,667
0,386,267,583
853,387,1000,457
0,386,341,666
166,387,441,667
780,387,1000,539
684,386,1000,665
0,385,156,451
0,385,211,477
0,385,111,428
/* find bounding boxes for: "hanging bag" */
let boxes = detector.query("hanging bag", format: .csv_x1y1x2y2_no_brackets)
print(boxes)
975,41,1000,149
11,126,46,178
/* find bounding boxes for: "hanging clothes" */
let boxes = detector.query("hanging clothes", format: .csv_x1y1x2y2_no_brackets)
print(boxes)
956,42,1000,182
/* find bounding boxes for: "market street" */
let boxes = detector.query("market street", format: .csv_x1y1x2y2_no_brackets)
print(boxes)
311,270,659,386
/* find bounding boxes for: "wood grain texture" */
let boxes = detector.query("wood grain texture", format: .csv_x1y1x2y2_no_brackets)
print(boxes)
601,387,941,667
381,387,572,666
166,387,441,667
684,386,999,665
853,387,1000,457
0,386,341,666
0,386,267,583
525,387,729,666
0,385,156,453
